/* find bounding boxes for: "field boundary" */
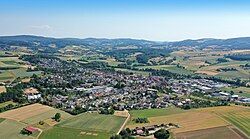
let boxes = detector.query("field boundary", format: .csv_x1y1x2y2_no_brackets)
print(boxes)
117,110,130,134
214,112,249,139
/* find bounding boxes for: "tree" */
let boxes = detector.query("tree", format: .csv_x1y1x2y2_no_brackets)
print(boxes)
230,91,234,95
54,113,61,122
154,129,170,139
110,135,122,139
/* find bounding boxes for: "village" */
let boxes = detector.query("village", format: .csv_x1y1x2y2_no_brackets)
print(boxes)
18,55,249,115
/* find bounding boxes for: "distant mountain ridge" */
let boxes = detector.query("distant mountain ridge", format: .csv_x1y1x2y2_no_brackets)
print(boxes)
0,35,250,50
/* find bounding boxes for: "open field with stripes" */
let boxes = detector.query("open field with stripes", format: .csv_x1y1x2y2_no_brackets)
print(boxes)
0,103,128,139
127,106,250,139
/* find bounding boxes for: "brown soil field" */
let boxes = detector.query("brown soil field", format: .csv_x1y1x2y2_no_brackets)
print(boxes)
0,103,54,121
21,78,31,83
114,110,130,118
175,126,247,139
0,86,6,93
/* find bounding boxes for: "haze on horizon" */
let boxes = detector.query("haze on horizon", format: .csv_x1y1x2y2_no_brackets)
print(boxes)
1,0,250,41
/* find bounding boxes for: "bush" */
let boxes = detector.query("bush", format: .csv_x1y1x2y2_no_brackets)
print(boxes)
39,121,45,125
154,129,170,139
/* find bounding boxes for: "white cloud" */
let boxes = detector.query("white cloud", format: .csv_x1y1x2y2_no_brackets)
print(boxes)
30,25,52,30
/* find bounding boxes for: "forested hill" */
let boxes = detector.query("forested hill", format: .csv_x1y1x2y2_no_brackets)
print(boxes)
0,35,250,51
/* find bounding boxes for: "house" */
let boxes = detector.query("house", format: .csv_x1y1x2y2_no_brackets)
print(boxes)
136,129,144,135
23,126,39,134
24,87,41,100
241,98,250,103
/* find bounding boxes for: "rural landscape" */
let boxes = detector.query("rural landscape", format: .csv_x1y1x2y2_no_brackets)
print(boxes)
0,0,250,139
0,35,249,139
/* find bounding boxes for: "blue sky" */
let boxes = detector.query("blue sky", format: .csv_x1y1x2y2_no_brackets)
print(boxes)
1,0,250,41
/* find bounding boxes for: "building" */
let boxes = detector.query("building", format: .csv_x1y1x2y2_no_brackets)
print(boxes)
22,126,39,134
24,87,41,100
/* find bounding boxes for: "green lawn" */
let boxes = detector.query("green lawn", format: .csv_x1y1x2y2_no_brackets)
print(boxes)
129,107,185,119
39,126,110,139
59,113,126,134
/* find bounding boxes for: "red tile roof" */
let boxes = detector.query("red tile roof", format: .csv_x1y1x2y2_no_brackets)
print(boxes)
24,126,38,133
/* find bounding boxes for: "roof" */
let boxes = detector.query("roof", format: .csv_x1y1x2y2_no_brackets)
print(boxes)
24,87,39,95
24,126,38,132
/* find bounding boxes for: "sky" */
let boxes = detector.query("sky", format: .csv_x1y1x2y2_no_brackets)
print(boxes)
1,0,250,41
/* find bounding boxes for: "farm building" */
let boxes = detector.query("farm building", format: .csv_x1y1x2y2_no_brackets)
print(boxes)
24,87,41,100
22,126,39,135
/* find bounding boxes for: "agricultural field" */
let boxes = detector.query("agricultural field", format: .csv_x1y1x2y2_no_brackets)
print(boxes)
222,87,250,98
115,68,149,76
0,55,42,82
40,112,127,139
0,103,72,124
175,126,245,139
0,103,73,139
0,119,35,139
39,126,110,139
129,107,185,119
59,112,126,134
0,101,17,108
127,106,250,139
168,49,250,81
136,65,194,75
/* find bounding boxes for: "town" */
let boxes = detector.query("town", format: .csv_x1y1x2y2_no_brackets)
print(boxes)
8,54,246,116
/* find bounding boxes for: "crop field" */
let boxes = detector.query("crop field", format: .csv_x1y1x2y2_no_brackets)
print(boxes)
136,65,194,75
40,112,126,139
0,56,42,82
222,87,250,98
59,112,126,134
128,110,229,133
168,49,250,82
175,126,246,139
0,101,17,108
214,108,250,136
0,103,72,124
193,106,250,137
115,68,149,76
0,119,35,139
39,126,110,139
127,106,250,138
129,107,185,119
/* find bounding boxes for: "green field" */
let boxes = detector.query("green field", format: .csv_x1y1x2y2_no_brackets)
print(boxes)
21,108,73,125
0,119,34,139
222,87,250,98
0,101,17,108
129,107,185,119
219,111,250,136
0,56,42,82
39,126,110,139
115,68,149,76
40,113,126,139
136,65,194,75
0,118,5,123
59,113,126,134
